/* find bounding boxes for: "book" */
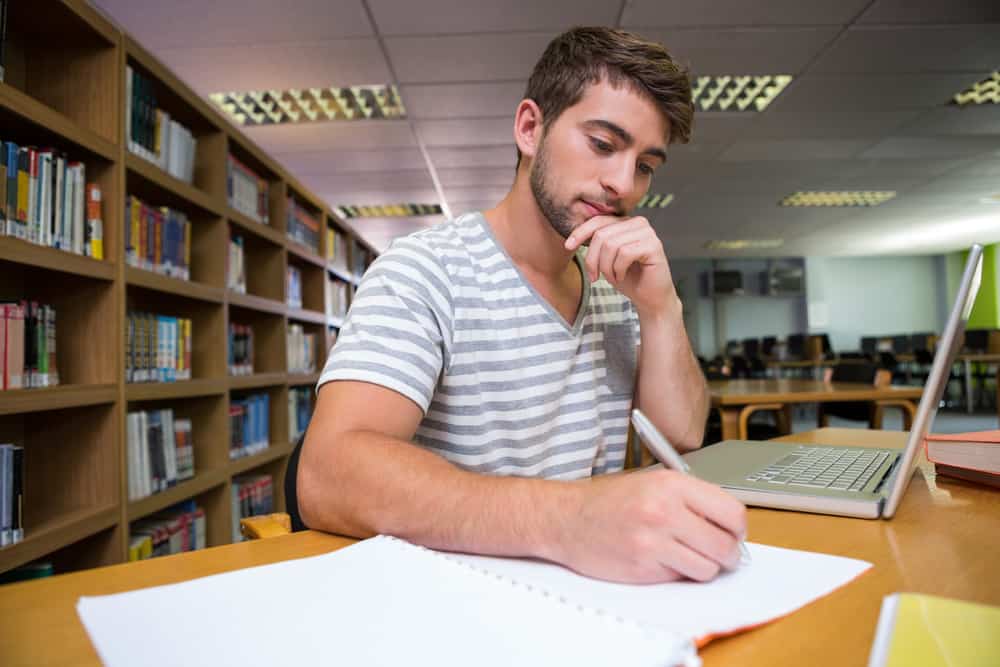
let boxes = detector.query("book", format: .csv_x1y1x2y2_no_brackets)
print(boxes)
77,535,872,667
933,463,1000,489
925,430,1000,475
867,593,1000,666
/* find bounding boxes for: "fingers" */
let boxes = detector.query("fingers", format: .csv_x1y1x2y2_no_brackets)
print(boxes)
657,539,728,583
564,216,621,252
680,477,749,545
670,503,742,572
577,218,656,283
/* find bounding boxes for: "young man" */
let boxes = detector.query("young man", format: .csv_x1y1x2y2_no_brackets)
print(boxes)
298,27,747,584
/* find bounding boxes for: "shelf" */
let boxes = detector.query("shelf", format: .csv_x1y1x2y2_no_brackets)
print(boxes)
0,236,115,281
287,307,326,325
125,378,228,401
228,442,292,477
126,266,225,303
228,208,286,247
0,82,118,161
227,291,287,316
0,504,119,574
126,152,223,217
0,384,117,416
327,264,357,285
127,470,228,522
286,240,325,268
229,372,288,390
288,372,321,386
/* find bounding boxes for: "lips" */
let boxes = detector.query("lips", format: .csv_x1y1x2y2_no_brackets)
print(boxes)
581,200,616,217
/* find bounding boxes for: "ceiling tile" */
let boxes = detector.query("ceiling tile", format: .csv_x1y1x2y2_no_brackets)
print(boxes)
689,113,757,143
896,106,1000,136
718,139,876,161
812,25,1000,73
436,168,515,188
427,146,518,169
414,118,514,147
244,120,416,153
343,217,440,253
622,0,871,26
770,74,986,112
92,0,373,47
320,187,441,204
157,40,391,95
385,32,555,83
636,28,839,75
401,81,526,119
368,0,617,36
444,186,512,203
749,111,921,139
275,148,428,174
860,136,1000,160
301,170,436,195
858,0,1000,24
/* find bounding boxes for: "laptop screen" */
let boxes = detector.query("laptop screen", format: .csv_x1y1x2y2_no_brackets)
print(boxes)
882,244,984,518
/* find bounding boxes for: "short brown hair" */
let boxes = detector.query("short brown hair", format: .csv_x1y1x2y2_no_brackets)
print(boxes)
518,27,693,165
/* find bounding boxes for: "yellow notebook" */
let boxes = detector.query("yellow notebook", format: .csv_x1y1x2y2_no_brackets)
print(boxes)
868,593,1000,667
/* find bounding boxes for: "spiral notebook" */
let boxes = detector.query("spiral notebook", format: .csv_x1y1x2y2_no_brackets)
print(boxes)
77,535,871,667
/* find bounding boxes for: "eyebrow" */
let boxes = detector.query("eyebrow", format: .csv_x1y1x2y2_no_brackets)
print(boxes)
583,119,668,162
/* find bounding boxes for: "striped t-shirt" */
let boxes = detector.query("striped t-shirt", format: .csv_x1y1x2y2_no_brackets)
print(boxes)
317,212,639,480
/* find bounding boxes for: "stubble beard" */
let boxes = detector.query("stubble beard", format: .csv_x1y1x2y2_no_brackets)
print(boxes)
529,138,576,240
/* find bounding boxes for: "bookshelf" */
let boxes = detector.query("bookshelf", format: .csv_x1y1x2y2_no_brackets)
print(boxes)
0,0,379,576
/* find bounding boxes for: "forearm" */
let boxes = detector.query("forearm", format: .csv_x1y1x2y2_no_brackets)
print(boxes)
635,296,709,452
298,428,582,560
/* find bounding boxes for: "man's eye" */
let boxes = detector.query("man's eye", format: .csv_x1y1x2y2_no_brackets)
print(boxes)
590,138,613,153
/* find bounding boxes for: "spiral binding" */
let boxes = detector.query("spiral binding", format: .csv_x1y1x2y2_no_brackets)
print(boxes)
377,535,700,666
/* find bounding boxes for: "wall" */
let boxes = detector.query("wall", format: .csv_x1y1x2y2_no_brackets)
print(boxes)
966,242,999,329
805,255,944,352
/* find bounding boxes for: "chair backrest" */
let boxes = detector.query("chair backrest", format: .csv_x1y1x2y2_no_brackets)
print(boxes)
910,332,933,353
830,361,878,385
786,333,806,358
891,334,912,354
964,329,990,352
860,336,878,355
284,433,308,532
761,336,777,357
742,338,761,359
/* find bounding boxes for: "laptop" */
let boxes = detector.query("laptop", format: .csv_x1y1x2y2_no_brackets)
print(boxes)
682,244,984,519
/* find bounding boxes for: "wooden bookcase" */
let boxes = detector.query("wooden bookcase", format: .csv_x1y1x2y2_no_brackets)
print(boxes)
0,0,380,576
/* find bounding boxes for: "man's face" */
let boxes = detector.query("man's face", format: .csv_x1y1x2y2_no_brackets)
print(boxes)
529,79,670,239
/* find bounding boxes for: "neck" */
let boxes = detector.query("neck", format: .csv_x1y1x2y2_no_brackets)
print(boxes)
483,170,577,279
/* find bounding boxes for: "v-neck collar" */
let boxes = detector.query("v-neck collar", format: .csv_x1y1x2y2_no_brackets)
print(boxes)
476,213,590,336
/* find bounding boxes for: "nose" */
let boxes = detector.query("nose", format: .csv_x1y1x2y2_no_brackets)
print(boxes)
600,154,636,204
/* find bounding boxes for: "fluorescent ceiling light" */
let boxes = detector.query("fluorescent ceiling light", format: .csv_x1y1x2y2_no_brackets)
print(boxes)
638,193,674,209
704,239,784,250
979,194,1000,205
690,75,793,112
209,85,406,125
335,204,442,219
952,71,999,106
779,191,896,207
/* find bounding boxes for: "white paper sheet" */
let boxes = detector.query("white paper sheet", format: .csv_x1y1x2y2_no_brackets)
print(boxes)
77,536,870,666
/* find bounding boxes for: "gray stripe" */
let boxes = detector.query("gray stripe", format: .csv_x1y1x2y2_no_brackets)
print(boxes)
448,347,578,375
428,379,602,415
323,360,434,404
437,361,599,395
333,340,439,381
452,330,579,355
420,398,598,436
457,312,561,331
416,417,601,456
453,294,540,310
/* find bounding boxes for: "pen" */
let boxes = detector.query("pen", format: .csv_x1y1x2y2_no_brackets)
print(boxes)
630,408,752,566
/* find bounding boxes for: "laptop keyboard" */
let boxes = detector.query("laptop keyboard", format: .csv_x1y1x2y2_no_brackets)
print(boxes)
745,446,892,491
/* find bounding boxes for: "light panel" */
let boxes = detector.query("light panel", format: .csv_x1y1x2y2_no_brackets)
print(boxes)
704,239,784,250
637,193,674,209
690,75,793,112
209,84,406,126
779,191,897,207
952,72,999,106
335,204,442,219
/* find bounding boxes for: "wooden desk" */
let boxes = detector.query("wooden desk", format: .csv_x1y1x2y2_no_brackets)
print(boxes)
1,429,997,666
710,379,923,440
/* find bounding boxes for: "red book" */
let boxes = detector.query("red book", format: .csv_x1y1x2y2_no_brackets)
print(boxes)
925,430,1000,476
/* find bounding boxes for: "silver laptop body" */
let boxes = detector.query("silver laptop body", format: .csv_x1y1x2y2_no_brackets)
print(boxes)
684,244,984,519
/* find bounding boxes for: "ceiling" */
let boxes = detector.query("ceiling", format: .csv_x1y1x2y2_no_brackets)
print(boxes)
90,0,1000,256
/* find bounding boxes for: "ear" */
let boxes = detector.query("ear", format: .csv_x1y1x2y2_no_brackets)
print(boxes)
513,99,544,161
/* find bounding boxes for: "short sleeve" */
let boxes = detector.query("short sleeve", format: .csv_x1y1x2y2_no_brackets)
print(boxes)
317,240,453,414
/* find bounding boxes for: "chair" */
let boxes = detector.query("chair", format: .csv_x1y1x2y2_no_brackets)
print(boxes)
741,338,767,378
785,333,806,360
761,336,778,358
891,335,912,355
239,433,308,540
817,362,915,430
860,337,878,358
